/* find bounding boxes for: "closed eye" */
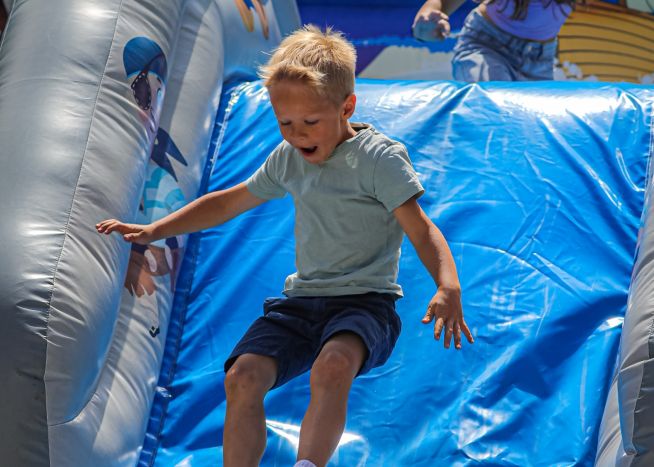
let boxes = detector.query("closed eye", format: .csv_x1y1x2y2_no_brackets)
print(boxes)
279,120,318,126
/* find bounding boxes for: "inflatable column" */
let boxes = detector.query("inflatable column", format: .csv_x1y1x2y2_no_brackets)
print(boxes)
597,151,654,466
0,0,185,465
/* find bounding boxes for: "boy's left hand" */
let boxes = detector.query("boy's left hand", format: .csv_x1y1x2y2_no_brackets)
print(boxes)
421,287,473,350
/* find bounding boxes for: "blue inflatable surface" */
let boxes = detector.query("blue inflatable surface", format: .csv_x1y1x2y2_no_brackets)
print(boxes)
147,80,653,466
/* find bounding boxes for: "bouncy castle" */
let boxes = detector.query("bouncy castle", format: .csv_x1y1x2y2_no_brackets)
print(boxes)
0,0,653,465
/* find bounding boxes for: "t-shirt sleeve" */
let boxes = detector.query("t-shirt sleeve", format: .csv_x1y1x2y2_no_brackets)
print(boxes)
373,144,424,212
245,144,288,200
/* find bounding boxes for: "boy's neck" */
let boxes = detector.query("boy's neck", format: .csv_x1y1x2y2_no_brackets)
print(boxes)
340,120,358,144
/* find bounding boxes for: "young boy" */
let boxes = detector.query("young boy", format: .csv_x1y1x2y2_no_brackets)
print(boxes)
97,25,473,467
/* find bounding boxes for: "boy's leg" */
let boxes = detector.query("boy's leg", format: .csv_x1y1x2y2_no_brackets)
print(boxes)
297,332,367,467
224,353,278,467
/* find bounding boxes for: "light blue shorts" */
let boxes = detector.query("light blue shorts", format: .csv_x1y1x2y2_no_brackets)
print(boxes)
452,9,558,82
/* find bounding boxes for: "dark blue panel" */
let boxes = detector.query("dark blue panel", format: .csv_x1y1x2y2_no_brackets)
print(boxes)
297,4,473,38
296,3,475,73
152,80,653,466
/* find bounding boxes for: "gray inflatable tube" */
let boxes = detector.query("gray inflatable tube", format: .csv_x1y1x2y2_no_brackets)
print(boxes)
596,150,654,466
0,0,297,465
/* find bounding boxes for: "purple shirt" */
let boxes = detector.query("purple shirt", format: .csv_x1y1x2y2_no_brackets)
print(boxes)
485,0,572,41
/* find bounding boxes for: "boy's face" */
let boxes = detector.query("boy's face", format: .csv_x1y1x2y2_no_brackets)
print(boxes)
268,80,356,165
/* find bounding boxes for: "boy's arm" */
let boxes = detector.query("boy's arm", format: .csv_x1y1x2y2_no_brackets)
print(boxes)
96,182,267,244
393,197,474,350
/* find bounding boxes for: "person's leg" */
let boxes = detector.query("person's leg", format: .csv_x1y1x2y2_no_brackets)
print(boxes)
520,42,557,81
297,332,367,467
451,9,519,82
452,47,515,82
223,353,278,467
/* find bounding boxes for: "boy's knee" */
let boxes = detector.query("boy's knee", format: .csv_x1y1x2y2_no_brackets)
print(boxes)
311,348,358,390
224,356,276,399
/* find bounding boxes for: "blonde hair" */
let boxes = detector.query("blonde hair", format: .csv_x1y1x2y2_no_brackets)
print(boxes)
259,25,357,105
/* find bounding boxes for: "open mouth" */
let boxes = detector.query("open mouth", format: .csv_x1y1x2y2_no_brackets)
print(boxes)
299,146,318,156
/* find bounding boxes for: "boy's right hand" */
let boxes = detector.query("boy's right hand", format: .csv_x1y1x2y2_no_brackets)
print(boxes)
412,9,451,41
96,219,156,245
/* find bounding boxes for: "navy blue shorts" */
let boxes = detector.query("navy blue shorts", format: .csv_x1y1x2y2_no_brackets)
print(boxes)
224,293,401,389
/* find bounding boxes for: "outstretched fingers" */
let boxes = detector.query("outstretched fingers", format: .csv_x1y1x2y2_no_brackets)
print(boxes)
421,303,435,324
423,300,473,350
443,320,455,349
434,316,445,341
445,318,474,350
96,219,121,234
460,319,474,345
453,322,461,349
95,220,149,244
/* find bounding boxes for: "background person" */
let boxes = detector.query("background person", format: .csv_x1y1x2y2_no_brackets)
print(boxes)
413,0,575,81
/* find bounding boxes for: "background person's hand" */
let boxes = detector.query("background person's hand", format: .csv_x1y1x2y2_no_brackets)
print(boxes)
124,250,157,297
96,219,156,245
421,287,473,349
412,9,451,41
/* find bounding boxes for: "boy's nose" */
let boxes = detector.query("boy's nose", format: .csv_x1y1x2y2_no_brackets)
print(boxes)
291,126,308,139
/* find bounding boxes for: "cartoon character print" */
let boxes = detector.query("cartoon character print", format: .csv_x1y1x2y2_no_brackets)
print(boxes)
123,37,188,338
125,130,187,299
234,0,270,39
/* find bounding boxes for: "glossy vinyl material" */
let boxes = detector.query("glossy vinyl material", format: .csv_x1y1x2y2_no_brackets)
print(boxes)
0,0,185,465
152,80,653,466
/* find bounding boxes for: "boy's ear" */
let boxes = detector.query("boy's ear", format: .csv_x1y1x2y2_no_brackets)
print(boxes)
342,94,356,119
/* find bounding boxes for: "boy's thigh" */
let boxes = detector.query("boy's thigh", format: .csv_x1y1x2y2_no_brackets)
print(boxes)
320,293,401,376
224,297,321,389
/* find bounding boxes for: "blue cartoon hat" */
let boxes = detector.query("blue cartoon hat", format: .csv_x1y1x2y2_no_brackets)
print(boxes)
123,36,168,83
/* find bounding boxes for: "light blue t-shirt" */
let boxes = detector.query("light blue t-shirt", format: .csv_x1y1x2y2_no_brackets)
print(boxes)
246,123,424,298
